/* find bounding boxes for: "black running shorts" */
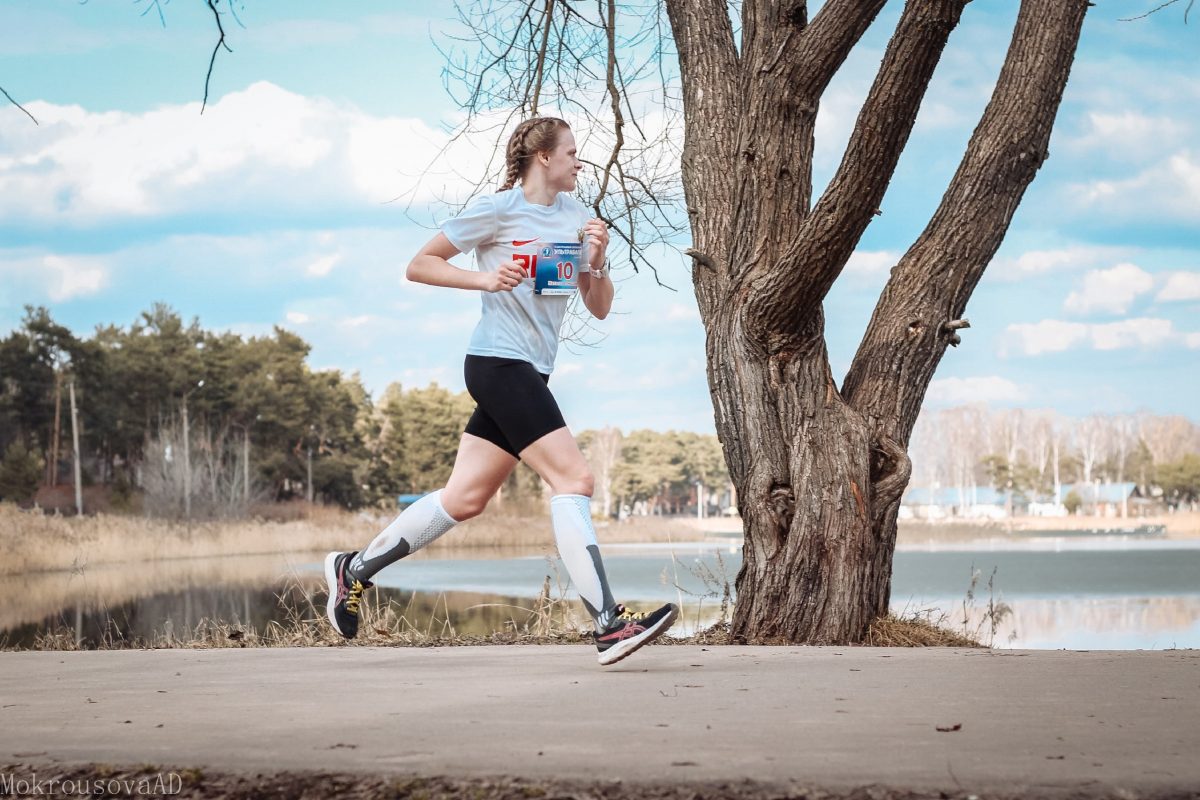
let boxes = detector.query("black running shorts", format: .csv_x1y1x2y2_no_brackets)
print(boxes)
463,355,568,458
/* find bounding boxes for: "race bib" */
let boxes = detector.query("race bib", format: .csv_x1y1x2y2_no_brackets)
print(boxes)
512,242,582,296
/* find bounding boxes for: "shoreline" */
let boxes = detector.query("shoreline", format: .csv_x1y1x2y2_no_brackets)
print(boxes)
3,502,1197,578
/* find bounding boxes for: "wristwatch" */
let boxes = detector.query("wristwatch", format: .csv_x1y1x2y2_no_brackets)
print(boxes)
591,264,608,280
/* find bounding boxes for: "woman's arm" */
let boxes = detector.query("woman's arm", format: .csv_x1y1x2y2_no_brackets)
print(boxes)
578,218,613,319
406,233,524,293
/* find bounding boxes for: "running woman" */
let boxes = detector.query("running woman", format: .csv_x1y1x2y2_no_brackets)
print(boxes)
324,116,678,665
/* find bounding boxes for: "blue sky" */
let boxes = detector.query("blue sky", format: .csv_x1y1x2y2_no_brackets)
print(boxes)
1,1,1197,435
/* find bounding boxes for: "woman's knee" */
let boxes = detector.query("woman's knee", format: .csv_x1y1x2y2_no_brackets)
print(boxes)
441,489,489,521
553,470,594,498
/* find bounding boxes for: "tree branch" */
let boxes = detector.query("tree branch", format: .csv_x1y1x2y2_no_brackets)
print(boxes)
843,0,1091,445
665,0,742,311
1,84,38,125
530,0,555,115
743,0,967,342
201,0,233,115
790,0,888,96
594,0,624,210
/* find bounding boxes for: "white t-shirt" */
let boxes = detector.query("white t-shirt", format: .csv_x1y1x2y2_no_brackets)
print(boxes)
441,187,592,374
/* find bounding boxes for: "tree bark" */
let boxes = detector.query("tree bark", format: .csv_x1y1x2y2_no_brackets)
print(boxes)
667,0,1090,642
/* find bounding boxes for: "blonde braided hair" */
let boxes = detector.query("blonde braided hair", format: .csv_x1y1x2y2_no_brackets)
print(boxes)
499,117,570,191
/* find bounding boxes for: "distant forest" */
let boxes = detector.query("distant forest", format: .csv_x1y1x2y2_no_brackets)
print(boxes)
0,305,727,518
1,305,1197,518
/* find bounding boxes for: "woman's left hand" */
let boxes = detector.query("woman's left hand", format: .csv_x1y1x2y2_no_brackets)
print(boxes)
583,217,609,271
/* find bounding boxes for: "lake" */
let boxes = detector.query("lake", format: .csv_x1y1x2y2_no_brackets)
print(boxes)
4,536,1198,650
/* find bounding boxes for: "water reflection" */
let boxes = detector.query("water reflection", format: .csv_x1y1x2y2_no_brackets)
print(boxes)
5,538,1198,650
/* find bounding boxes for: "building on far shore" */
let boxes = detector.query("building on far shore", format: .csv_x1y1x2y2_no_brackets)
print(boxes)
900,482,1153,520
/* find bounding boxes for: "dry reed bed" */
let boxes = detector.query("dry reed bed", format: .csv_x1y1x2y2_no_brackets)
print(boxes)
0,503,718,577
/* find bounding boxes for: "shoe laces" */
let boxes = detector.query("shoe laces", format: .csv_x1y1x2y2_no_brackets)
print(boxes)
615,604,648,622
345,577,371,616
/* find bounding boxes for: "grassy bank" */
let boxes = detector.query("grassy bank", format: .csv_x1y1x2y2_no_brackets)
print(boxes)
8,501,1192,580
0,503,711,578
896,511,1200,544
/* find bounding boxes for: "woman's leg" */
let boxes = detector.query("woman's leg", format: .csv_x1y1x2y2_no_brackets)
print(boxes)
350,433,516,581
325,433,515,638
520,428,616,627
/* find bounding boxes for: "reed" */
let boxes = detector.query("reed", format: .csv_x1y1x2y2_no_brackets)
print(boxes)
0,501,721,578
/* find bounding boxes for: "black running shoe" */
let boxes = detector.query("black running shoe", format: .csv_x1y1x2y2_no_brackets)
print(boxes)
593,603,679,665
324,551,372,639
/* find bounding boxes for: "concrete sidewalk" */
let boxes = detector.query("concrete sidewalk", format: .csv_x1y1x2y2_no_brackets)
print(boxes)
1,646,1197,795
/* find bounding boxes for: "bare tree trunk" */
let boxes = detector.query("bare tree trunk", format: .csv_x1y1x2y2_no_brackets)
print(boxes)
669,0,1088,642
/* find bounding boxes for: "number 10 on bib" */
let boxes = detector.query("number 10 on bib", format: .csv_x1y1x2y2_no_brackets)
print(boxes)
532,242,582,296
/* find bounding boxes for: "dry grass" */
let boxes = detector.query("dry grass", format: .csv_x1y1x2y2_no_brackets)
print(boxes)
897,511,1200,544
0,501,724,578
863,615,983,647
0,502,376,578
15,572,595,652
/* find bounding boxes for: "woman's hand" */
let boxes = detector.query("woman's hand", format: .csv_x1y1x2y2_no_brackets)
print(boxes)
480,263,527,293
583,218,609,270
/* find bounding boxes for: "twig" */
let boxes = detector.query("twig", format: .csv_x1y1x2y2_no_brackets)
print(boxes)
530,0,556,115
1,85,38,125
201,0,233,115
1118,0,1193,22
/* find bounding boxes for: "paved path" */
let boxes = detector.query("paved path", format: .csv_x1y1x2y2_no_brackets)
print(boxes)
1,646,1197,795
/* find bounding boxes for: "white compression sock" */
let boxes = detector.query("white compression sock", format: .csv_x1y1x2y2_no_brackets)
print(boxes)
349,489,458,581
550,494,617,629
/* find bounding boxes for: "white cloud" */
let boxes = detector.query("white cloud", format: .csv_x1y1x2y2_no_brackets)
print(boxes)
42,255,109,301
1157,271,1200,303
1001,320,1090,356
285,311,310,325
1070,150,1200,224
926,376,1026,406
306,254,341,277
1063,262,1153,315
1001,317,1180,356
845,250,898,276
0,82,488,226
1067,111,1187,160
1090,318,1174,351
1186,332,1200,350
989,245,1129,281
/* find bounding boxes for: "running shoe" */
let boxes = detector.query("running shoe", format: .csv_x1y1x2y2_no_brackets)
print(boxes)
593,602,679,665
324,551,372,639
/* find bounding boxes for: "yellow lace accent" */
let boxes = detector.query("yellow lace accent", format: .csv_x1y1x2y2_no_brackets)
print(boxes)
617,607,648,622
346,579,366,616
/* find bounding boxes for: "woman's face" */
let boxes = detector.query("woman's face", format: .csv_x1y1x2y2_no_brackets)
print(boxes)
539,127,582,192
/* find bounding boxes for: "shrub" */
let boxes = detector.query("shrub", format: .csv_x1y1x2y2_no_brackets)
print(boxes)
0,441,42,505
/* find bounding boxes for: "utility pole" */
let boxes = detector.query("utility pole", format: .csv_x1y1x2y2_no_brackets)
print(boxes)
69,380,82,515
182,391,191,520
49,370,63,486
182,379,205,519
306,445,314,503
243,426,250,504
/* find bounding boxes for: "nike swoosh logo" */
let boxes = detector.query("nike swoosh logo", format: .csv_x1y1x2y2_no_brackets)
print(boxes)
512,239,537,246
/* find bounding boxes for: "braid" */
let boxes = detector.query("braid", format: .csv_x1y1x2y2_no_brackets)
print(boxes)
500,155,522,192
498,116,568,191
